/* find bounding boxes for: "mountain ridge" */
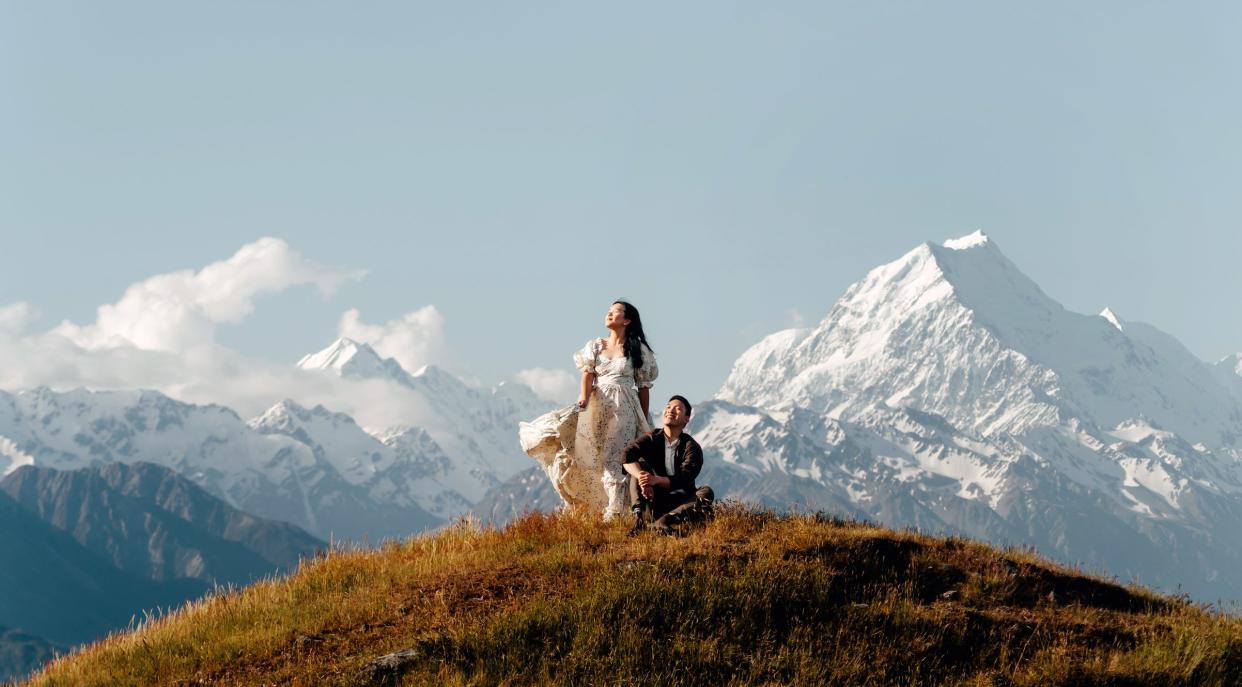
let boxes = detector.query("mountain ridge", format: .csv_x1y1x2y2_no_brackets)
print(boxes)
6,232,1242,604
704,232,1242,598
0,488,208,647
483,233,1242,601
0,461,322,585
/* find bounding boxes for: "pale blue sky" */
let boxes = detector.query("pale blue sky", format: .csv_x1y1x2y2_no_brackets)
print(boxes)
3,2,1241,403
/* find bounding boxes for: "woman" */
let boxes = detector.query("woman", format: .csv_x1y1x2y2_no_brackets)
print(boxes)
518,300,658,519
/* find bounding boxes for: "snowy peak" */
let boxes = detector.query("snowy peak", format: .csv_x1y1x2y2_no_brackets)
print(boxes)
719,234,1242,445
410,363,464,388
297,337,405,381
373,425,436,450
298,338,471,397
841,242,949,313
814,232,1043,336
942,230,991,250
249,399,358,434
295,337,555,486
925,234,1064,328
1100,308,1124,332
297,337,375,370
1215,353,1242,378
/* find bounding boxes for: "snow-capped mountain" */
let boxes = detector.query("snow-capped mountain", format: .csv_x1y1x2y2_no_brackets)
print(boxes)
719,231,1242,443
297,337,551,501
248,398,471,525
707,231,1242,599
9,232,1241,600
296,337,411,380
0,339,550,544
0,387,445,542
1216,352,1242,382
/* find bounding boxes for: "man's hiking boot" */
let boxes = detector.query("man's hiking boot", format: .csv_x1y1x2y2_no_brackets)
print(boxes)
627,506,648,537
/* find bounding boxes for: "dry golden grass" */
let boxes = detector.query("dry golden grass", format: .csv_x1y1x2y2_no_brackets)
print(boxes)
20,506,1242,686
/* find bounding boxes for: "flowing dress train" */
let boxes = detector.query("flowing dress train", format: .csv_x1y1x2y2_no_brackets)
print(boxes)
518,338,657,518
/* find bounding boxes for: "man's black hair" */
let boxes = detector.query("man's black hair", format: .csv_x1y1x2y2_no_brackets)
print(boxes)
668,395,692,416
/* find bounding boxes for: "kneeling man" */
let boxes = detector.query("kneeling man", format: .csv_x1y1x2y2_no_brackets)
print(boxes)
623,395,714,533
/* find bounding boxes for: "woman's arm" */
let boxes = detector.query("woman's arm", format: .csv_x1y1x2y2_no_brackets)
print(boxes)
635,346,656,418
577,370,595,408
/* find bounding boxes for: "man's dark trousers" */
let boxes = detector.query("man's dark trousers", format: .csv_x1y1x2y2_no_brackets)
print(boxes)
629,476,714,527
623,427,713,529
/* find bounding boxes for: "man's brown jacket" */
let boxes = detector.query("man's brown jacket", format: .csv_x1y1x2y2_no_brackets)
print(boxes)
621,428,703,494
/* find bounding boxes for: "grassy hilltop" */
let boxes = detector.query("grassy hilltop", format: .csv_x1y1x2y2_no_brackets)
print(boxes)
22,507,1242,686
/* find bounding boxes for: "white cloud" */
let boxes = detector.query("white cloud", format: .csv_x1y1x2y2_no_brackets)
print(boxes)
337,306,453,374
514,367,578,404
0,239,437,428
0,238,546,436
55,237,365,352
0,328,444,431
0,302,38,336
169,345,440,430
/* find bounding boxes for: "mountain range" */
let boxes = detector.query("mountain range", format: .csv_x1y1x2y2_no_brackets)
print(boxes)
1,461,322,585
5,230,1242,677
700,232,1242,599
0,461,323,681
480,232,1242,602
0,339,550,679
0,344,549,546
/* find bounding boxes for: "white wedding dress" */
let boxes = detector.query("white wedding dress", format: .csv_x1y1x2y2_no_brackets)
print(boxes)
519,338,657,518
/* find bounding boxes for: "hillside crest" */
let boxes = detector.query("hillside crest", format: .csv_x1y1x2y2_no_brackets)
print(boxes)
24,509,1242,686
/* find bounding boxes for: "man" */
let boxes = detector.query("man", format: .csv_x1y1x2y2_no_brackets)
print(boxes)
623,395,714,534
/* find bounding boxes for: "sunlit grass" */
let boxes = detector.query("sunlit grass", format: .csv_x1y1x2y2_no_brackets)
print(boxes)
22,506,1242,686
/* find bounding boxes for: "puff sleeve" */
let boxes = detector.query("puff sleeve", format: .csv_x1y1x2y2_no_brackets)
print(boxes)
634,344,658,389
573,339,600,374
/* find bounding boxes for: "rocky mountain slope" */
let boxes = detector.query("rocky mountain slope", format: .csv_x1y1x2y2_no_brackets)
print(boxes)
0,627,61,684
0,462,322,586
0,463,327,683
0,489,206,648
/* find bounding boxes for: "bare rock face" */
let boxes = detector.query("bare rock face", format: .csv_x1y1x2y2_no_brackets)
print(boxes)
357,648,423,686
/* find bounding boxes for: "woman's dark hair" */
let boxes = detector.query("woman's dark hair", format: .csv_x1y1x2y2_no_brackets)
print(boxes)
613,300,652,370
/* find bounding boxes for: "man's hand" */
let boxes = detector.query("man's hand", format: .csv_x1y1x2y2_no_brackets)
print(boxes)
636,471,670,500
636,471,655,500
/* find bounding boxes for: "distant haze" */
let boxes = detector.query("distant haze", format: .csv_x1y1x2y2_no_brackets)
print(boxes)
3,3,1241,403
